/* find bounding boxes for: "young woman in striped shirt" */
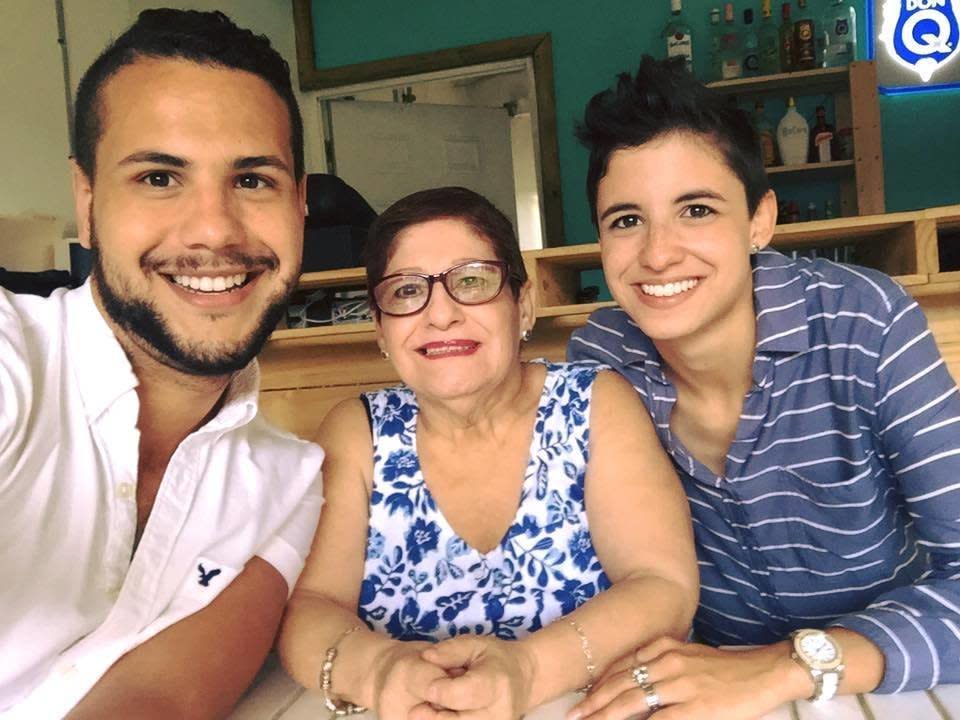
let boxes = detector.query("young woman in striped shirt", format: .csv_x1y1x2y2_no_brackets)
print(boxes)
567,56,960,720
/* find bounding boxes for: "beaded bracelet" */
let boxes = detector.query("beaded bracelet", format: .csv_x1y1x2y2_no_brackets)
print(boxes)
319,625,368,717
568,619,596,693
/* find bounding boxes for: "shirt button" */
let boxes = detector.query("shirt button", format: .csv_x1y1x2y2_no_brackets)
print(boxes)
117,482,134,500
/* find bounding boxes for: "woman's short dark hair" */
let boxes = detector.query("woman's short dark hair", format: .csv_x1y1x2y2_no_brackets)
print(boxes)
365,187,528,311
73,9,304,182
576,55,769,223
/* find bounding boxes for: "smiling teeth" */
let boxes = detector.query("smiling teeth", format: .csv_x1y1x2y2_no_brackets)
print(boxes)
172,273,247,292
640,279,699,297
423,345,472,356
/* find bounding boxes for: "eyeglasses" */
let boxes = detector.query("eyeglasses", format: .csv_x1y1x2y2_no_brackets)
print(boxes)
372,260,511,317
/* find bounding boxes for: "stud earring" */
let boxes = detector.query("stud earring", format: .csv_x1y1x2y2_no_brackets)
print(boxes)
750,243,760,255
380,348,390,359
521,329,532,342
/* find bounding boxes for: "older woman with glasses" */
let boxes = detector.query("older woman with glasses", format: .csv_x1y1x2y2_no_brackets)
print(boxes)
277,187,698,720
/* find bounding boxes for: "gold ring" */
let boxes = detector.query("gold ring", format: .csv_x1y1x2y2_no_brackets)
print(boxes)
631,664,650,687
642,682,661,712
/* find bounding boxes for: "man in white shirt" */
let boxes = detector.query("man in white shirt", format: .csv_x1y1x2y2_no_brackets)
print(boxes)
0,10,323,718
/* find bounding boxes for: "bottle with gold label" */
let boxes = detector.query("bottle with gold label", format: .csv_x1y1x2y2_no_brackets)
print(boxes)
754,101,777,167
793,0,817,70
779,3,794,72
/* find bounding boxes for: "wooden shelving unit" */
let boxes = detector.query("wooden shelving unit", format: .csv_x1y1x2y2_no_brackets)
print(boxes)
708,62,885,217
259,206,960,439
765,159,854,176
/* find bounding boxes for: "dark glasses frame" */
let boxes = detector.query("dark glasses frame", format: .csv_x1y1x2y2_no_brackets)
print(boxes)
372,260,512,317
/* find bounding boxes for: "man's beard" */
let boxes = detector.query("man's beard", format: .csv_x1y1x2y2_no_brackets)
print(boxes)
89,222,298,377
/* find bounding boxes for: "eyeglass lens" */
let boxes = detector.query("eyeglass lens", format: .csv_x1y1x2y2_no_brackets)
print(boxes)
374,261,506,316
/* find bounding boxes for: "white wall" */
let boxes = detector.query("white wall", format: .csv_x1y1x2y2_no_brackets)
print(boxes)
0,0,316,270
0,0,75,222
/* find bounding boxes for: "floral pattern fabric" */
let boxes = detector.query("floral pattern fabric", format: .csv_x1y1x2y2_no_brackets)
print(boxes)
358,361,610,642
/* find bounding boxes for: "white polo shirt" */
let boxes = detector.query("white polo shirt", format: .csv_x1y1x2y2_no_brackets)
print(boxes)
0,283,324,718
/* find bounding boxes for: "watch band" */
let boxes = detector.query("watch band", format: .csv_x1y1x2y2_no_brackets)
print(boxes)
818,669,841,701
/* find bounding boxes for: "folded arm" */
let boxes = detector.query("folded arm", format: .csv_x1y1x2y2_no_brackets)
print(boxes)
277,399,447,719
829,295,960,692
67,555,288,720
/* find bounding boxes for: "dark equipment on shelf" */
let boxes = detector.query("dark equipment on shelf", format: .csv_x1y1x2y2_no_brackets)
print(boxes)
302,174,377,272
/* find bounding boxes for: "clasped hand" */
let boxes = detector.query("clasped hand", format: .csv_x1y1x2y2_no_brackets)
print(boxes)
566,637,810,720
371,635,534,720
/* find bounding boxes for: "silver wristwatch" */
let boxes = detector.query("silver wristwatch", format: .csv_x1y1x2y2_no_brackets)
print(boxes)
790,629,845,701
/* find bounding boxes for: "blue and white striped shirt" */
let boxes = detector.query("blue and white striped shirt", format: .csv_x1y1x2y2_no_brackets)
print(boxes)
568,250,960,693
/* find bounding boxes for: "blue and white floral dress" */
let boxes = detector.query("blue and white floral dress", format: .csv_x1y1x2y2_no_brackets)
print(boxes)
358,361,610,642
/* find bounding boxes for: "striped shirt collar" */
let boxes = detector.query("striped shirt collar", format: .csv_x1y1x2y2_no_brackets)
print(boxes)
752,251,811,355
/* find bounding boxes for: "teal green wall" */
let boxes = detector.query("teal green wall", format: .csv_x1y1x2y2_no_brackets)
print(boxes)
311,1,960,245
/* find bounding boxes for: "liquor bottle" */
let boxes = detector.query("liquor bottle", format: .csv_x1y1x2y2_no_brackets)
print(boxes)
808,105,835,163
754,101,777,167
822,0,857,68
779,3,794,73
793,0,817,70
707,7,723,82
663,0,694,73
720,2,742,79
758,0,780,75
777,96,809,165
743,9,760,76
824,200,836,219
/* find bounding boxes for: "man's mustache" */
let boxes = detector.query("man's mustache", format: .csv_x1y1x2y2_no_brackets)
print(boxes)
141,249,280,273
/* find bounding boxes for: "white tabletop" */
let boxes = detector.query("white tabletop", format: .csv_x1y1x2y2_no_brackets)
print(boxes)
229,655,960,720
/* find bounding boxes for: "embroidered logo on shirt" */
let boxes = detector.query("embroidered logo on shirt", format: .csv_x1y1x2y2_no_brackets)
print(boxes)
197,563,222,587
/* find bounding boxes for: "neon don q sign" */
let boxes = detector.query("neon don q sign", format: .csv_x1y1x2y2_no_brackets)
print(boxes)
879,0,960,82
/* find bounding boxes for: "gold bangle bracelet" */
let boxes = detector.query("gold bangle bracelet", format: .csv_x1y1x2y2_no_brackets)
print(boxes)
568,619,596,693
319,625,368,716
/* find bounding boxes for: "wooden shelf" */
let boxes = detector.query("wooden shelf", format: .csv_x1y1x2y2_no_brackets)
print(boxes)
707,66,848,95
271,321,374,342
771,211,922,247
536,300,615,319
767,159,855,176
297,266,367,291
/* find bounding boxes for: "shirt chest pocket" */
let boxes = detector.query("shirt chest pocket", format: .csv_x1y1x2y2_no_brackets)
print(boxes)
775,467,901,560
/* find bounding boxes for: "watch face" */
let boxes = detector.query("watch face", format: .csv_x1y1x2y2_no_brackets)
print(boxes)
800,633,837,663
795,630,842,670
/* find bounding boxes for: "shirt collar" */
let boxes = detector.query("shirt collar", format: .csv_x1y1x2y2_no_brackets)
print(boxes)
65,281,139,423
752,250,811,355
65,281,260,430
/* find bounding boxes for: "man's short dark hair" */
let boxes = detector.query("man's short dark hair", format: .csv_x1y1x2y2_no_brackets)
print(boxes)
577,55,769,223
365,187,528,315
73,9,304,181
